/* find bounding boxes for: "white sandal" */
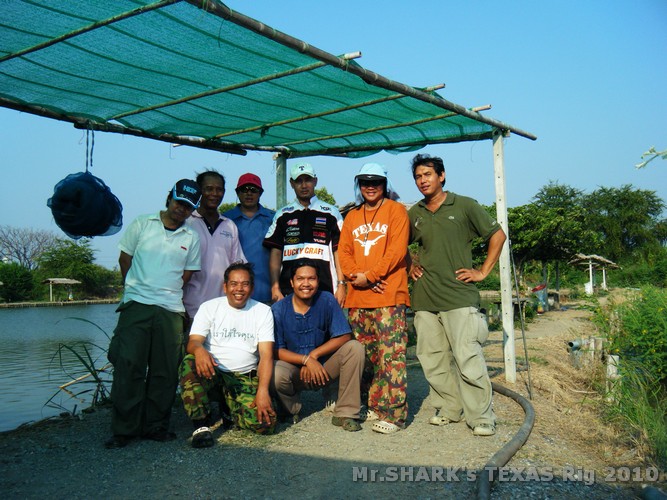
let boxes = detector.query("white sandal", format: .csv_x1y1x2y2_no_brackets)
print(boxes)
372,420,401,434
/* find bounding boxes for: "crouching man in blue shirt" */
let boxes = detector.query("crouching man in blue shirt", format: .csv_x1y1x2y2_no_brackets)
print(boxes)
271,258,365,432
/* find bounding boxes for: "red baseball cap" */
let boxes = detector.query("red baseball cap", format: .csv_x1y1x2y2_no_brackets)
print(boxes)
236,172,263,191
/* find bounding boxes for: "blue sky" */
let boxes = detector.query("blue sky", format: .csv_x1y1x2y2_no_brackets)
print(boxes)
2,0,666,269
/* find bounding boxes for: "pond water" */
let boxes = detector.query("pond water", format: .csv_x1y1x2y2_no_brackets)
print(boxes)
0,304,118,432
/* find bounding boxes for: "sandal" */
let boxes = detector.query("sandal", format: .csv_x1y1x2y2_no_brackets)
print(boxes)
372,420,401,434
331,416,361,432
429,410,455,426
191,427,215,448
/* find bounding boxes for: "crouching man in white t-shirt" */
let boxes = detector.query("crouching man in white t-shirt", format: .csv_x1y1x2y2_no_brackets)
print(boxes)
179,262,276,448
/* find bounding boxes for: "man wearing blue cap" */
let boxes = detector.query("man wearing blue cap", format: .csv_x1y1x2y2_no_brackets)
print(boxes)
264,162,346,306
105,179,202,449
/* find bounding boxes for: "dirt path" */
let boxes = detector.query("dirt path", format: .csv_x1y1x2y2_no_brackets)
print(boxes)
1,299,664,499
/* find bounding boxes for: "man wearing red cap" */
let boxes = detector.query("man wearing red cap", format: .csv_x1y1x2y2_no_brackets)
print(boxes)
224,173,275,304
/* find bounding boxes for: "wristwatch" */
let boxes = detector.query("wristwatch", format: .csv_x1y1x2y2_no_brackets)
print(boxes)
337,280,347,286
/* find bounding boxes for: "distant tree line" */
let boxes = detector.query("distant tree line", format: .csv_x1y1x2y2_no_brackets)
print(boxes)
0,226,121,302
475,182,667,290
2,183,664,302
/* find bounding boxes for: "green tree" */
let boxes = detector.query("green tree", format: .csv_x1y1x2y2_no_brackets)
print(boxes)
583,185,665,263
0,262,34,302
218,202,237,214
36,239,120,299
503,182,598,289
315,187,336,206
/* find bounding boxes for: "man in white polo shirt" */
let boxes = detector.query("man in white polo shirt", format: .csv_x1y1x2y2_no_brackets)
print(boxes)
106,179,202,449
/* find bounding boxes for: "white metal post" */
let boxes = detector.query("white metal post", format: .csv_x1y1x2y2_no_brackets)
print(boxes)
492,130,516,383
275,153,287,208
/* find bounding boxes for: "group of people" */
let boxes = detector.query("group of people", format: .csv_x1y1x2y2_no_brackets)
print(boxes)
104,152,506,449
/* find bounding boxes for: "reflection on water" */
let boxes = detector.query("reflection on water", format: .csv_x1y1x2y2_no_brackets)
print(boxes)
0,304,118,432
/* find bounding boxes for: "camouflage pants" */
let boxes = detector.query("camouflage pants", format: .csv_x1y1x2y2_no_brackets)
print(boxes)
348,305,408,427
179,355,275,434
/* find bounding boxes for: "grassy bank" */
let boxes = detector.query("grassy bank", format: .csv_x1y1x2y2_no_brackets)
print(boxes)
594,286,667,468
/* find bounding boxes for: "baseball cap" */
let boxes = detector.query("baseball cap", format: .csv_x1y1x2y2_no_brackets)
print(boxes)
172,179,201,209
290,162,317,181
236,172,263,191
353,163,401,204
355,162,387,182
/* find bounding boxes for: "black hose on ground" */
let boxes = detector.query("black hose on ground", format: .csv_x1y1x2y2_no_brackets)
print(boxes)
477,382,536,500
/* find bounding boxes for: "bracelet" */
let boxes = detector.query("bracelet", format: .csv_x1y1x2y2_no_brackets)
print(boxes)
303,354,311,366
337,280,347,286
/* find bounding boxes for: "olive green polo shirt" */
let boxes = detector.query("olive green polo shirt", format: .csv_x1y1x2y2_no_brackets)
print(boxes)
408,192,501,312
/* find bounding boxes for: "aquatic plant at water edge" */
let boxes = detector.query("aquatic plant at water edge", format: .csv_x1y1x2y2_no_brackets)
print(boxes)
45,317,112,415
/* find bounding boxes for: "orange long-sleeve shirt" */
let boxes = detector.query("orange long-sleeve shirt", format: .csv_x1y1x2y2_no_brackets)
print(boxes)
338,199,410,308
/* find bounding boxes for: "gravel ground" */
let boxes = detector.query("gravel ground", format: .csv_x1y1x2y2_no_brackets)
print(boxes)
2,302,665,499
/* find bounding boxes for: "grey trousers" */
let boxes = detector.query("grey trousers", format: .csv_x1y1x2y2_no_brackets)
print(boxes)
272,340,365,419
415,307,495,428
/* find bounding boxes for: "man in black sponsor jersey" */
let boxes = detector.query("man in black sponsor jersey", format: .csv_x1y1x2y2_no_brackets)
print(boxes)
263,162,347,306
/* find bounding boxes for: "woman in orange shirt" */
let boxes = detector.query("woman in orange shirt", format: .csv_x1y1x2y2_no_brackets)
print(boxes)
339,163,410,434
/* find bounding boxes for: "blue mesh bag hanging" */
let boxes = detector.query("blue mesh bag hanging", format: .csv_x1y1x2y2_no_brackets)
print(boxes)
47,171,123,239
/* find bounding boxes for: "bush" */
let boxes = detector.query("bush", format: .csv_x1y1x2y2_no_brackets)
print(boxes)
604,360,667,469
613,251,667,288
0,262,34,302
595,286,667,468
604,287,667,384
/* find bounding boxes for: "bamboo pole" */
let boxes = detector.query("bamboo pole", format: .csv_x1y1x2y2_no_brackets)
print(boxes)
186,0,537,141
0,96,254,155
214,83,446,140
0,0,180,64
280,105,492,147
283,131,493,159
112,53,362,121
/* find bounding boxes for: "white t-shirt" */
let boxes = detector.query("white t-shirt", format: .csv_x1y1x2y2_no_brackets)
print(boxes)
190,296,274,373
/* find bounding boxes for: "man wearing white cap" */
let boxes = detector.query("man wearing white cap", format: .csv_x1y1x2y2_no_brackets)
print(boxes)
264,162,346,306
224,173,275,303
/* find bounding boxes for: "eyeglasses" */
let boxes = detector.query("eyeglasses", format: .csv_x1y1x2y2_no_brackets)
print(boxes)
359,179,384,188
237,185,261,194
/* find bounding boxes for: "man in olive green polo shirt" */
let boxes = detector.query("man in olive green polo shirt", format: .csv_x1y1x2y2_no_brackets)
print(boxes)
408,153,506,437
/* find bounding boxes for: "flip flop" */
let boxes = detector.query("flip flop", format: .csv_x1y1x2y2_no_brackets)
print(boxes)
331,416,361,432
191,426,215,448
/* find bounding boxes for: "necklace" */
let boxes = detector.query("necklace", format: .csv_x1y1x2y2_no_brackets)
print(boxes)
362,198,384,243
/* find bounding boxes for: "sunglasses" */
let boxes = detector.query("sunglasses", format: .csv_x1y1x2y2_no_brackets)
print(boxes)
359,179,384,188
237,185,261,194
